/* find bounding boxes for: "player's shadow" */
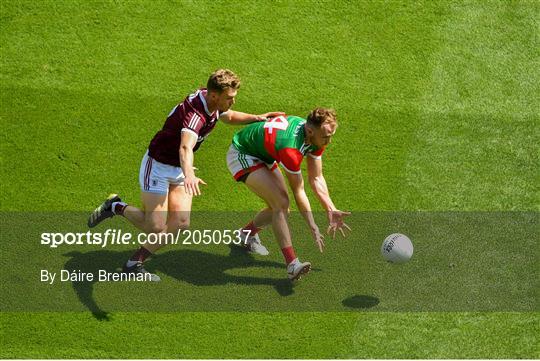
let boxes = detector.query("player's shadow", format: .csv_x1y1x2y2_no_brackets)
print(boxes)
63,250,131,321
63,246,293,320
155,245,293,295
342,295,380,309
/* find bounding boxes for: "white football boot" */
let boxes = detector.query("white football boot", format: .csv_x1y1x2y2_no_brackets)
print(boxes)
287,258,312,281
122,261,161,282
239,231,269,256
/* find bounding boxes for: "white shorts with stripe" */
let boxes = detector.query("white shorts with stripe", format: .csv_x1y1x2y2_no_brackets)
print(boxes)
226,145,277,181
139,150,185,195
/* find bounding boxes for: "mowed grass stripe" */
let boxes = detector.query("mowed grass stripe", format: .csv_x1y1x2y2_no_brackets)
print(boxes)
0,312,538,359
401,0,539,211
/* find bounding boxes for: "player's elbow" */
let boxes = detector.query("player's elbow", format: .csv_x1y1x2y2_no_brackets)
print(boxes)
180,143,190,151
180,143,193,156
219,111,234,124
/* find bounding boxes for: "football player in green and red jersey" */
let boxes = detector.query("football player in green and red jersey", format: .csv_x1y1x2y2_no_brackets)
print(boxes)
226,107,351,280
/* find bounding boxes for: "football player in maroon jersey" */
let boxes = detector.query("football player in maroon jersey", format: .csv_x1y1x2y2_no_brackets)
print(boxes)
88,69,283,280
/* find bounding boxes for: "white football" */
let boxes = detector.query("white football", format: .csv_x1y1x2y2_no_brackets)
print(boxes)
381,233,413,263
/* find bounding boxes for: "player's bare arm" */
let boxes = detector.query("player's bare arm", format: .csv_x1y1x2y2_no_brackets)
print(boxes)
219,110,285,125
307,155,351,239
285,170,325,252
180,131,206,196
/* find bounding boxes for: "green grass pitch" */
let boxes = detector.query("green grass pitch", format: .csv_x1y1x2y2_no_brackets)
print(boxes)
1,0,538,358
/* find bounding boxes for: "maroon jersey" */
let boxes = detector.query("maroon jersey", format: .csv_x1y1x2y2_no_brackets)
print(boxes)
148,89,220,166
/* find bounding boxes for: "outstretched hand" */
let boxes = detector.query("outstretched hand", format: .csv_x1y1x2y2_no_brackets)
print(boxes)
326,210,352,239
256,111,286,121
183,175,207,196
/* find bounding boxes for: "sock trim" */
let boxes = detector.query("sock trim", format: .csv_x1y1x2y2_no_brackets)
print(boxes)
112,201,127,215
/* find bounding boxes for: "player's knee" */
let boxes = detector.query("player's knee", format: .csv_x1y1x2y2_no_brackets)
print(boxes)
167,211,190,231
178,218,190,230
270,196,290,213
145,220,166,234
171,217,190,232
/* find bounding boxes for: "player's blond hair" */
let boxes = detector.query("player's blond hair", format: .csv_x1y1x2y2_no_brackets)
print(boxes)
207,69,241,93
306,107,337,128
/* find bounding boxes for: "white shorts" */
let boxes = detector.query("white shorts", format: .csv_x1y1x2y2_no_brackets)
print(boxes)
139,150,185,194
226,145,277,182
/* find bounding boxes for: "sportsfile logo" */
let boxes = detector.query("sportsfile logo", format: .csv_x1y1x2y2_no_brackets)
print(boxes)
40,229,251,248
41,229,135,248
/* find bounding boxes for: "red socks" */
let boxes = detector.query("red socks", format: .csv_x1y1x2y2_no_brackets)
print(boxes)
281,246,296,265
243,221,261,235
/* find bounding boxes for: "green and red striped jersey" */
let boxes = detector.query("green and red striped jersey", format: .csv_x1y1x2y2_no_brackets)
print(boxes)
232,115,325,174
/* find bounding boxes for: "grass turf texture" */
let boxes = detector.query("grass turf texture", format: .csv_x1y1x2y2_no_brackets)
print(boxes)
1,0,538,358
